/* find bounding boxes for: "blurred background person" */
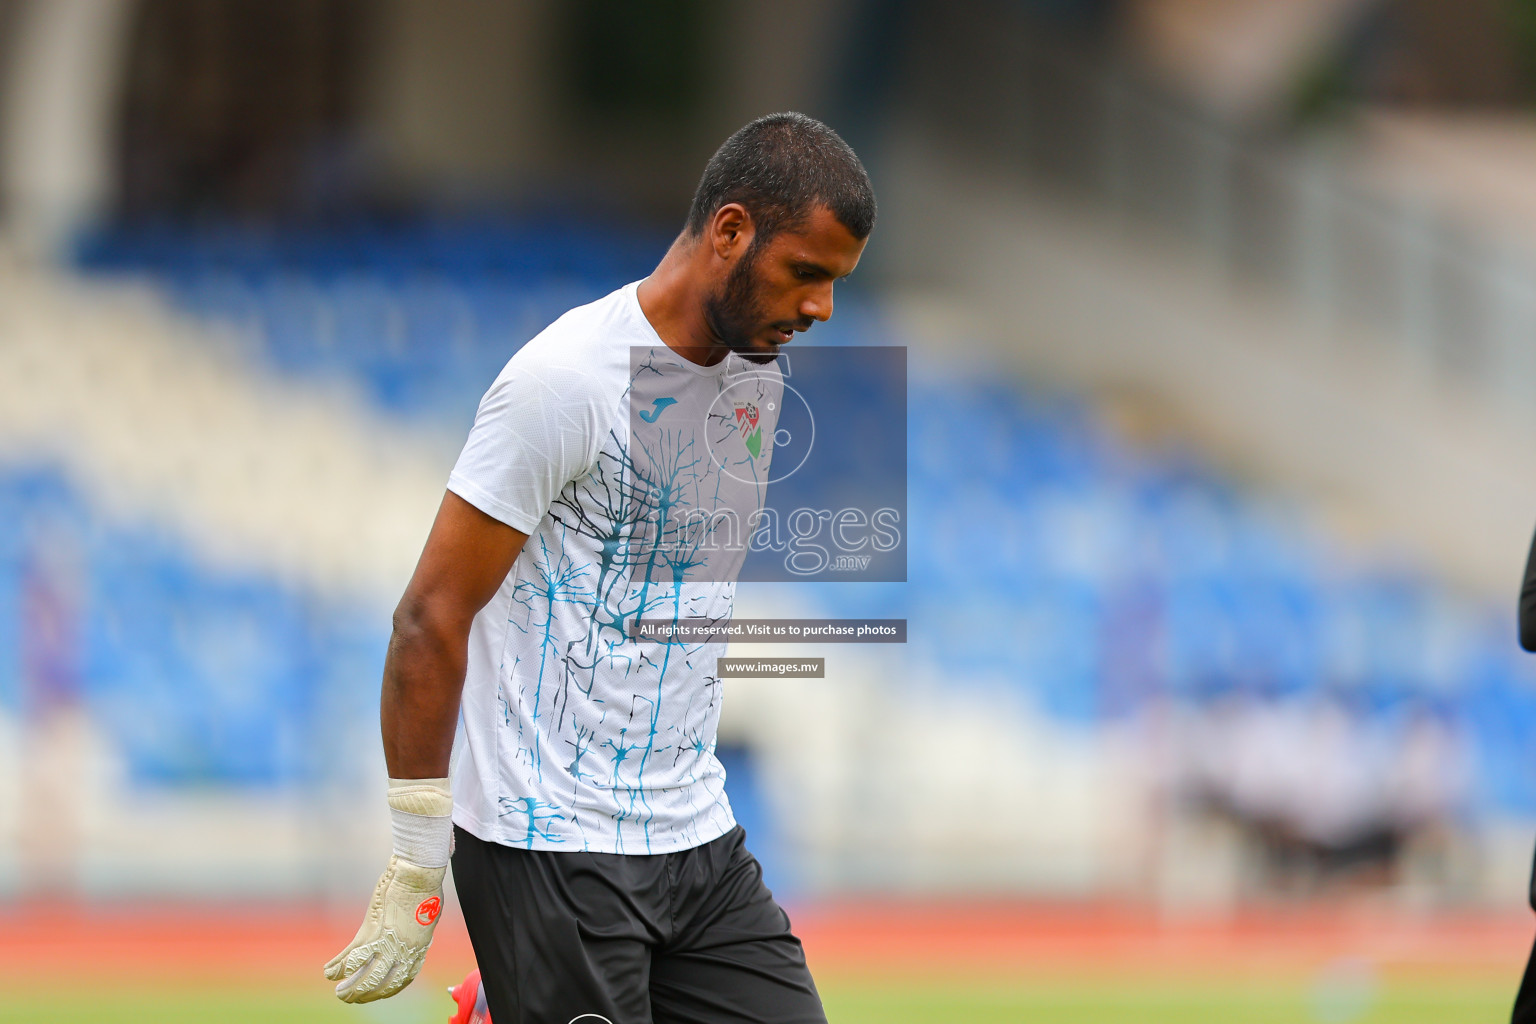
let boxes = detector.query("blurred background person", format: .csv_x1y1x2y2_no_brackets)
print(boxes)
17,523,87,898
1512,524,1536,1023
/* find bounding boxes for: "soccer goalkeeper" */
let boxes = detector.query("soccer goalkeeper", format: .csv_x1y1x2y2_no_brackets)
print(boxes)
325,112,873,1023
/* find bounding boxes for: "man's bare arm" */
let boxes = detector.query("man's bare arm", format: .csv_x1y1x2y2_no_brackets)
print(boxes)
325,492,526,1002
382,489,528,778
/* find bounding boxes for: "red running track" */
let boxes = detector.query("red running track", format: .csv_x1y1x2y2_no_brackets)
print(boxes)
0,900,1528,990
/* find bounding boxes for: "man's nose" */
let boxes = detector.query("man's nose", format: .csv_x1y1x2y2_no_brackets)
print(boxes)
800,283,833,323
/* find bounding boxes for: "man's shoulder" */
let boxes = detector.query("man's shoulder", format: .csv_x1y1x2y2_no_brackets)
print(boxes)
543,281,642,340
522,282,634,353
494,283,640,395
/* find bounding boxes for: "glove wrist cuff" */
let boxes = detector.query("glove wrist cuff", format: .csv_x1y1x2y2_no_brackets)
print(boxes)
387,778,452,868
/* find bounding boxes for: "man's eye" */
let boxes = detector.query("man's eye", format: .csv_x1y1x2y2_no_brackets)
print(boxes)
794,267,815,280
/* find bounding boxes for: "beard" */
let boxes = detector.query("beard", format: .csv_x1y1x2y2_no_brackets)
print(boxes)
702,243,780,365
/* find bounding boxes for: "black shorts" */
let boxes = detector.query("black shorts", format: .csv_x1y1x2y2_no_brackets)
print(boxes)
451,824,826,1024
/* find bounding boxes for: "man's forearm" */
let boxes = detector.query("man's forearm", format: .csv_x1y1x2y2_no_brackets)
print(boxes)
329,640,457,1004
381,614,469,779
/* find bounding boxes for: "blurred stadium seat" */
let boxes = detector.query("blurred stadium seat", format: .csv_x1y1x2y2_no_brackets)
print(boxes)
0,464,385,788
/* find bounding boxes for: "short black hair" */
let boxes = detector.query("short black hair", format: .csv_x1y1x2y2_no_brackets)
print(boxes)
684,112,876,244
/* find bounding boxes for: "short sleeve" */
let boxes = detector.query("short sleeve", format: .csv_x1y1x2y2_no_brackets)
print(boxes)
447,360,612,535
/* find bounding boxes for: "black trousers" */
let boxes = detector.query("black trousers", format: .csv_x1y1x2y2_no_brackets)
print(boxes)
451,824,826,1024
1516,844,1536,1023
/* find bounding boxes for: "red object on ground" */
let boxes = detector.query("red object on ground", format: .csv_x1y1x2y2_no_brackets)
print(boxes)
448,967,490,1024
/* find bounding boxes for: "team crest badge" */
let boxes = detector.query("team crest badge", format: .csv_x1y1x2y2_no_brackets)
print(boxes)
734,402,763,458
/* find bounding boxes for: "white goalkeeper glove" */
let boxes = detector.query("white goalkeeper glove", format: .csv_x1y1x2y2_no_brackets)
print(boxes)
325,778,454,1003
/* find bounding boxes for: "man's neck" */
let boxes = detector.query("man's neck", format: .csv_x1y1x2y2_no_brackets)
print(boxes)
636,241,729,367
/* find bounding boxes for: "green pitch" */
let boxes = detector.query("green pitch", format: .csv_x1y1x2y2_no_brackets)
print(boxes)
0,978,1512,1024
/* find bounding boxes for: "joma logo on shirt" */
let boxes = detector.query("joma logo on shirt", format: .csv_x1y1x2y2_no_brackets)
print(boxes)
638,397,677,422
734,402,763,458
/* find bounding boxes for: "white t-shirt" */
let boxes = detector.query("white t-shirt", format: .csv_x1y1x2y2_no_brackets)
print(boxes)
446,280,783,853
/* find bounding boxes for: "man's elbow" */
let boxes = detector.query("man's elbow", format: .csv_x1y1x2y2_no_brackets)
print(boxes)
390,595,469,654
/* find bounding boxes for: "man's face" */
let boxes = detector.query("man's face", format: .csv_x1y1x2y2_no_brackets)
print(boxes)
703,205,867,365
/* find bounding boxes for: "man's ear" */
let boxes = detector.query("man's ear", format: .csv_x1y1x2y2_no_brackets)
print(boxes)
709,203,753,261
